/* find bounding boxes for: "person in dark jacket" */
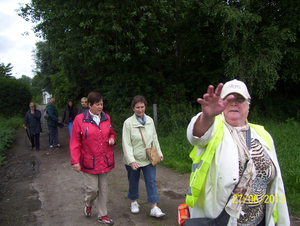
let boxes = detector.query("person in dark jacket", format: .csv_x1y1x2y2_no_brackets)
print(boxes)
62,99,78,136
23,102,42,151
70,92,116,225
78,97,89,115
47,98,61,148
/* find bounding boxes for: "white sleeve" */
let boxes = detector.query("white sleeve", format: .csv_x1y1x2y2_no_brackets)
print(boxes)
186,112,215,147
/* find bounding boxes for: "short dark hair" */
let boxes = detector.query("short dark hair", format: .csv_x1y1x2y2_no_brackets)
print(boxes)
87,92,103,106
131,95,147,109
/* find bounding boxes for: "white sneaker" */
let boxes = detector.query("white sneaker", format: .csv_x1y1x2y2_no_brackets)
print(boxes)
130,201,140,214
150,206,165,218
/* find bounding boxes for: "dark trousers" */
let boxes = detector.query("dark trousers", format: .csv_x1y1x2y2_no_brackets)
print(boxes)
30,133,40,150
48,125,59,146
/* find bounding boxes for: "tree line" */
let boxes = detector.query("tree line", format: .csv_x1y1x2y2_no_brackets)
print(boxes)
16,0,300,121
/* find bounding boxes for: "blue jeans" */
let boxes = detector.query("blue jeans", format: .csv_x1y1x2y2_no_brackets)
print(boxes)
125,164,159,203
48,125,59,146
68,121,73,136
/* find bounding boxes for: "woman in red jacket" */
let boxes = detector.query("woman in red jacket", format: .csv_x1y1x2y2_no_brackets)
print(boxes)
70,92,116,225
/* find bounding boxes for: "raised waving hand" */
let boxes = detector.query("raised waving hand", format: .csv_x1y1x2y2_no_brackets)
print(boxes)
193,83,234,137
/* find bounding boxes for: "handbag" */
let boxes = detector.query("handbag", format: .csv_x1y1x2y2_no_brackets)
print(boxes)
138,128,161,166
182,128,251,226
182,209,230,226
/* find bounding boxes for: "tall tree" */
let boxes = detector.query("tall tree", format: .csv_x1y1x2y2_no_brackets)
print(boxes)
33,41,59,94
18,75,32,86
0,62,14,79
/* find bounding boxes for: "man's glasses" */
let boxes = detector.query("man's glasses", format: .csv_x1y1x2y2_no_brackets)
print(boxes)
234,97,246,103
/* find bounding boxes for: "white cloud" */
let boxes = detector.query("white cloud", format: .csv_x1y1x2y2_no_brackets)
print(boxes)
0,0,40,78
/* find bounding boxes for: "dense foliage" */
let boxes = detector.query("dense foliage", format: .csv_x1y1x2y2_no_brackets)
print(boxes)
18,0,300,120
0,116,23,165
0,78,32,117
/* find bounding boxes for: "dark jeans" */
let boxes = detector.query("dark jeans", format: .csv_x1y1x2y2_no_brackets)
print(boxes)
125,164,159,203
30,133,40,150
48,125,59,146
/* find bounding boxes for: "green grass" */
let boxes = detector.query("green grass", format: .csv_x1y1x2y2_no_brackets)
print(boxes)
158,129,192,174
263,121,300,216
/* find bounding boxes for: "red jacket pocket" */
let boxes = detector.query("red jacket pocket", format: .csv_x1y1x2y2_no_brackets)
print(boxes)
106,151,114,167
82,155,95,170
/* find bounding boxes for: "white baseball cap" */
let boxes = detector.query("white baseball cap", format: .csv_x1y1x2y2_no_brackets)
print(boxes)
220,79,251,100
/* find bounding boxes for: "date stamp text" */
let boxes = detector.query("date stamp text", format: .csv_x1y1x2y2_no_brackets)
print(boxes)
233,194,285,204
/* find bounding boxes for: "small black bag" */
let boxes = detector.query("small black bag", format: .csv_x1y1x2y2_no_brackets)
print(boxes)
183,208,230,226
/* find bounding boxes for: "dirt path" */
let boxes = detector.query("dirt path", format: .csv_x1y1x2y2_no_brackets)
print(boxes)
0,105,299,226
0,105,189,226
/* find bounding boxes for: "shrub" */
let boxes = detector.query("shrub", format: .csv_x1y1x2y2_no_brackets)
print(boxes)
0,116,23,165
0,78,32,117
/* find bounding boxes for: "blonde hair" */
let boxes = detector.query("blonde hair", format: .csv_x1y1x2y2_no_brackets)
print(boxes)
81,97,88,103
29,102,36,108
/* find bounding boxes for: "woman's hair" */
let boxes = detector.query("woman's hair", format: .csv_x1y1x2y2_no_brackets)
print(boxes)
87,92,103,106
131,95,147,109
81,97,88,103
29,102,36,108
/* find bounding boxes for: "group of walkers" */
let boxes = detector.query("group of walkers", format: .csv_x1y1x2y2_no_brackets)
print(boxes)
23,92,165,225
23,79,290,226
70,93,165,225
23,97,89,150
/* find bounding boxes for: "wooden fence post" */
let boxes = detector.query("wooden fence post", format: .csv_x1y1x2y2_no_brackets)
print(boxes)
153,104,157,126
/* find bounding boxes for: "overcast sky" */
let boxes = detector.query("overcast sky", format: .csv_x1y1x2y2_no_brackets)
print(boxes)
0,0,40,79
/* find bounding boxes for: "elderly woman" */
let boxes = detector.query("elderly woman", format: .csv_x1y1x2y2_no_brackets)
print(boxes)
78,97,89,115
23,102,42,151
185,80,289,226
70,92,116,225
122,95,165,218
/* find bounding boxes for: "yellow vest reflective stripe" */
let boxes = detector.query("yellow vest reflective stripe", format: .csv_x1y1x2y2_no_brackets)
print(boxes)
186,115,224,207
185,116,277,222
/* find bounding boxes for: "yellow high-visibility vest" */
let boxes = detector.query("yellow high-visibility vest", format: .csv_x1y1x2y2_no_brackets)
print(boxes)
185,115,277,222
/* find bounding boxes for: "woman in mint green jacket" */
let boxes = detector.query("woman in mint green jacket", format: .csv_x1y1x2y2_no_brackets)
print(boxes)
122,95,165,218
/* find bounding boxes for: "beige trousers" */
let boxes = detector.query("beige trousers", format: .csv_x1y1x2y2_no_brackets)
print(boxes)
83,172,109,218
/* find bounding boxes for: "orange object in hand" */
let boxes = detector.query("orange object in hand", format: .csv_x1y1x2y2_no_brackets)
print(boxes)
178,203,190,226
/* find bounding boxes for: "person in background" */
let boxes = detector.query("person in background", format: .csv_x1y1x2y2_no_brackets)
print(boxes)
23,102,42,151
122,95,165,218
62,99,78,136
78,97,89,115
185,79,289,225
70,92,116,225
47,98,61,148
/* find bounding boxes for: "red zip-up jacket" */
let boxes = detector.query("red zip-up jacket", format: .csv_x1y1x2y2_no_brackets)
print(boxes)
70,110,116,174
